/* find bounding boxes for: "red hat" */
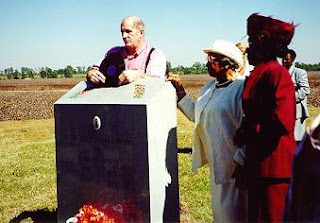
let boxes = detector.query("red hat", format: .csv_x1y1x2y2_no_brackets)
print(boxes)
247,13,295,46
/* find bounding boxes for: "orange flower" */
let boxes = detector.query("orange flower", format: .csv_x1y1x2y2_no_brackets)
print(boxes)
69,200,144,223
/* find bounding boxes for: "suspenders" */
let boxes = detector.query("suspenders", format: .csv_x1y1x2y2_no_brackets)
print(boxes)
144,47,155,73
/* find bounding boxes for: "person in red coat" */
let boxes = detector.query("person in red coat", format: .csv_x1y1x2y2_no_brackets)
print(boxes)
233,13,296,222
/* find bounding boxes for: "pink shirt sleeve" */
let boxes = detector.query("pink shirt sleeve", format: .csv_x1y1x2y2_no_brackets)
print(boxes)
145,48,167,77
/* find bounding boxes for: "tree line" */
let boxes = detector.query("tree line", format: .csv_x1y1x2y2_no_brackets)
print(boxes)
166,61,208,74
0,62,207,79
0,61,319,80
295,62,320,71
166,61,320,74
0,65,90,79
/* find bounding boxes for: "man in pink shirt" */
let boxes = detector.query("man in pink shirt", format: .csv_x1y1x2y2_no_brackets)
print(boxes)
87,15,166,86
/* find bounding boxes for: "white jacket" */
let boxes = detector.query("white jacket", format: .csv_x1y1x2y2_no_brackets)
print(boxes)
178,79,245,184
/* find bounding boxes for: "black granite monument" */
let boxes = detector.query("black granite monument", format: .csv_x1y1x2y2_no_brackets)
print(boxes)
54,79,179,222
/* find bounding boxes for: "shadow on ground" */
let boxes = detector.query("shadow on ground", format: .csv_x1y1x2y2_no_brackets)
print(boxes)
10,208,57,223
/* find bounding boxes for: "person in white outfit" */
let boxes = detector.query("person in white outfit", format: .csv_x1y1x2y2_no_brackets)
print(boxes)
167,40,247,222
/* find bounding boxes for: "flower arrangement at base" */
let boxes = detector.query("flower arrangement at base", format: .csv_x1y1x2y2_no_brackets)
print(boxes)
66,200,144,223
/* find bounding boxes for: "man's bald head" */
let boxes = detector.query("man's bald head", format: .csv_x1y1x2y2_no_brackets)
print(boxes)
121,16,145,34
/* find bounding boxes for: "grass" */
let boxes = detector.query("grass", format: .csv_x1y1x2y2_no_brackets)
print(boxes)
177,111,212,222
1,108,320,222
0,119,56,222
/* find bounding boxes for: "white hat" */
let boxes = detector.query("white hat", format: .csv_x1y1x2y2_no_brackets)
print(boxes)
203,40,244,69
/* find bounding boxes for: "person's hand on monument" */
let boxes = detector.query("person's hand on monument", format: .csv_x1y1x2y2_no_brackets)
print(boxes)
118,70,145,85
86,67,106,85
166,74,186,101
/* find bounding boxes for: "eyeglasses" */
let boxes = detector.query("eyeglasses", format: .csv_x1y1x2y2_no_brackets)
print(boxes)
207,54,238,69
207,55,232,64
207,55,223,63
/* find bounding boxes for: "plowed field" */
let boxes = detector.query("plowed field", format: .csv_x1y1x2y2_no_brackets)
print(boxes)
0,73,319,121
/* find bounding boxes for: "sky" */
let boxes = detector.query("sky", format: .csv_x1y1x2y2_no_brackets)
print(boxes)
1,0,320,70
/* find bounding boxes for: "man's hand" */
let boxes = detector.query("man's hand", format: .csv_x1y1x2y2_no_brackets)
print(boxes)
118,70,145,85
86,67,106,85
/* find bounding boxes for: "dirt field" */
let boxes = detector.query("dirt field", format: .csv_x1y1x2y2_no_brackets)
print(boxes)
0,73,319,121
0,78,83,91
